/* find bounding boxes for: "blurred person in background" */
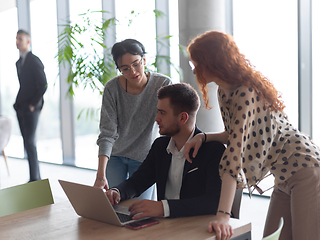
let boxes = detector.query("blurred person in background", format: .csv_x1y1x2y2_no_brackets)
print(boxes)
14,29,47,182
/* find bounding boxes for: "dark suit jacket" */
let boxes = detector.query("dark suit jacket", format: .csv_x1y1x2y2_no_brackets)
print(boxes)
116,127,226,218
14,51,47,111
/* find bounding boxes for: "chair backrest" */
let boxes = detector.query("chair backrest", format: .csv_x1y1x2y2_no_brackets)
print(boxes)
0,116,12,150
231,188,243,219
0,179,54,217
262,217,284,240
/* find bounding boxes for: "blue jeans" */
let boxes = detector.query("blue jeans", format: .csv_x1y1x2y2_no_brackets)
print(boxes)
106,156,154,200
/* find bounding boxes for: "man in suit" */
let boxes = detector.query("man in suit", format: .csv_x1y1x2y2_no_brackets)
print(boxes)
14,29,47,182
106,83,225,219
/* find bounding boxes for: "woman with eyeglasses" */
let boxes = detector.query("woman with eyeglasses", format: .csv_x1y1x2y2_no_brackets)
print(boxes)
94,39,172,200
184,31,320,240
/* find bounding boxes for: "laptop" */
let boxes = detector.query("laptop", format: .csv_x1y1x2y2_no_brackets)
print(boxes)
58,180,149,226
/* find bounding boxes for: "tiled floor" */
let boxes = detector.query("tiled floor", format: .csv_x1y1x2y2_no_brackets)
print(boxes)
0,157,270,239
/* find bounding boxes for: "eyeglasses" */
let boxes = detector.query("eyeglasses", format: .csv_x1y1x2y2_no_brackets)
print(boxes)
189,61,195,75
119,59,143,75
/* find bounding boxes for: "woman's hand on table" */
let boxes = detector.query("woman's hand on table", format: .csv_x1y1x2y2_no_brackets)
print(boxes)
208,213,233,240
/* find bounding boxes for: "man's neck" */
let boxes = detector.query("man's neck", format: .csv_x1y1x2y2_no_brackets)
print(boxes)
19,49,30,56
171,125,195,151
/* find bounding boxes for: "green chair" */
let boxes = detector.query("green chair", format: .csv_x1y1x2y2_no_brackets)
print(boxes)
0,179,54,217
262,217,284,240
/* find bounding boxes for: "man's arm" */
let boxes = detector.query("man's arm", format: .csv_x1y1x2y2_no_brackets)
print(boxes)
128,200,164,220
115,138,163,200
128,141,225,220
167,141,225,218
29,55,47,107
106,138,169,219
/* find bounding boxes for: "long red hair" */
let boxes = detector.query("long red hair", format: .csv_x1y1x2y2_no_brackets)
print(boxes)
187,31,285,111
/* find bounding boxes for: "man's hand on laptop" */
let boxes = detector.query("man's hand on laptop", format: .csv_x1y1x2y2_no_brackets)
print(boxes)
106,188,121,205
129,200,164,220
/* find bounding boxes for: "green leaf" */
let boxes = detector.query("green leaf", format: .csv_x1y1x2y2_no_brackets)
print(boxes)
153,9,165,18
55,8,181,116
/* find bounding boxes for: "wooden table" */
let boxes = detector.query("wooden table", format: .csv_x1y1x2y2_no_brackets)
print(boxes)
0,200,251,240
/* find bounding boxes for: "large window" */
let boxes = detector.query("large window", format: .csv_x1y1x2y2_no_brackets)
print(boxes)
169,0,180,83
312,0,320,145
30,0,62,164
0,0,177,170
0,6,23,158
115,0,180,83
233,0,298,195
0,0,317,176
233,0,298,127
68,0,169,169
69,0,103,169
115,0,157,70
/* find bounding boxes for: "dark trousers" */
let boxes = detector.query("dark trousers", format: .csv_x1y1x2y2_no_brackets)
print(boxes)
16,108,41,181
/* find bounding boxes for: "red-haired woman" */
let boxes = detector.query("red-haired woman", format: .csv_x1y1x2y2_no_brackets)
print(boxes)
184,30,320,240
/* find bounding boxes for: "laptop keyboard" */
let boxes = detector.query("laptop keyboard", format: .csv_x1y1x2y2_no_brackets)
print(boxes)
116,212,132,223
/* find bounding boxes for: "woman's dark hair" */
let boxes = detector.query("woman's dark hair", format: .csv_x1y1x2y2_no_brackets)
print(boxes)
111,39,146,68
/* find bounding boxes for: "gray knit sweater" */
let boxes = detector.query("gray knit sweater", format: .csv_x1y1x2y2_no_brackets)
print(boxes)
97,72,172,162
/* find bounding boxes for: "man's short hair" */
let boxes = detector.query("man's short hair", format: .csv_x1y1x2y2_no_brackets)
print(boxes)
17,29,31,38
157,83,200,116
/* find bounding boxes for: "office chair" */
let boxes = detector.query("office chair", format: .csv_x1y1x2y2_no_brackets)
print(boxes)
231,188,243,219
0,116,12,175
0,178,54,217
262,217,284,240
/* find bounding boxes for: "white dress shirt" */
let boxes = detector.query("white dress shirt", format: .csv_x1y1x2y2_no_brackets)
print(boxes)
20,50,30,66
161,128,195,217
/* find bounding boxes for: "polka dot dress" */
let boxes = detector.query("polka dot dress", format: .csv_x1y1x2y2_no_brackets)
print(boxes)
218,85,320,194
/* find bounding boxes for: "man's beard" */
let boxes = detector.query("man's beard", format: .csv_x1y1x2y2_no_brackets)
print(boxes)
160,122,180,137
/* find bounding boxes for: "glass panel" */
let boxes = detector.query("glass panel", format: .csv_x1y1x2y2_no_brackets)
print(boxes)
115,0,179,82
115,0,157,71
312,0,320,145
233,0,298,195
68,0,162,169
0,6,23,158
169,0,180,83
30,0,62,164
69,0,102,169
233,0,298,127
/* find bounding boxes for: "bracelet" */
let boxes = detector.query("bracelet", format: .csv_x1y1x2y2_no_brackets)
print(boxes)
203,132,207,143
218,210,231,216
